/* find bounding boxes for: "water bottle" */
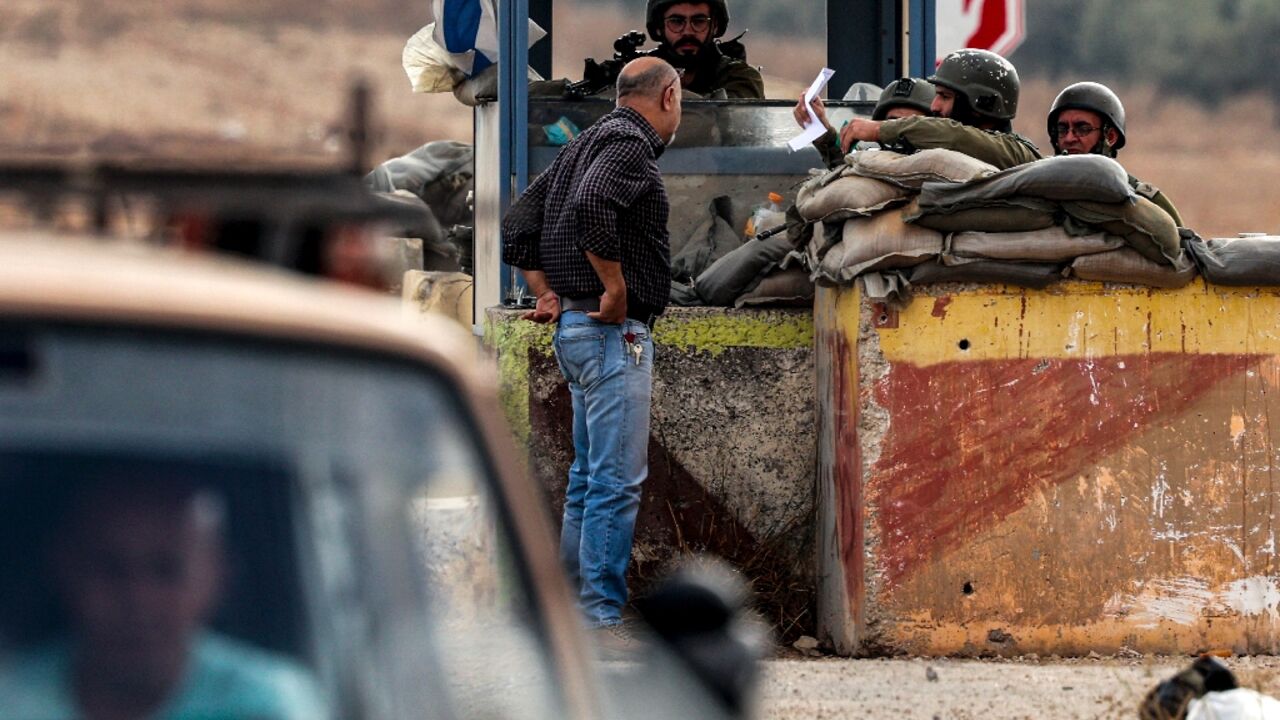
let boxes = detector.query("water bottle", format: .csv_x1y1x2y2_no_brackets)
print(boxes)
745,192,786,240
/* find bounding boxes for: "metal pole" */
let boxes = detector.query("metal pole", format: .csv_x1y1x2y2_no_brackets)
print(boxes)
497,0,531,304
907,0,936,77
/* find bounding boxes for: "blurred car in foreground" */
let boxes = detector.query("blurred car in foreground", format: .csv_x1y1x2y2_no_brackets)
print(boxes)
0,235,760,719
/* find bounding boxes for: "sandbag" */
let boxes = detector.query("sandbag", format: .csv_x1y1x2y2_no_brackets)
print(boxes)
1070,248,1197,288
848,148,997,189
671,197,742,282
1061,196,1182,265
906,200,1058,234
695,235,794,306
795,167,911,223
801,220,842,265
909,259,1065,288
669,280,702,306
1185,233,1280,286
366,141,474,227
372,191,450,256
949,226,1124,263
734,267,814,308
817,211,943,283
918,154,1136,213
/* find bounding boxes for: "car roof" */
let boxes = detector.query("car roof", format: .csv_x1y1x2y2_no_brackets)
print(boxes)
0,233,602,717
0,232,481,381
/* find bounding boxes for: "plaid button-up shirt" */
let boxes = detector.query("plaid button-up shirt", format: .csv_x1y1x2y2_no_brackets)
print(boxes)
501,106,671,316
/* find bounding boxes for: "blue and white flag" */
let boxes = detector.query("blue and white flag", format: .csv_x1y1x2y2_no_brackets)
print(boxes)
432,0,545,78
403,1,546,93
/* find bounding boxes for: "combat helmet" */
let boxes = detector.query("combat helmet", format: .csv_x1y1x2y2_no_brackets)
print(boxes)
929,48,1020,121
647,0,730,42
1048,81,1127,154
872,78,936,120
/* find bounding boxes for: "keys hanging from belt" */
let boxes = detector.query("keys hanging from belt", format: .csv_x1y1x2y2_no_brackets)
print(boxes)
624,331,643,366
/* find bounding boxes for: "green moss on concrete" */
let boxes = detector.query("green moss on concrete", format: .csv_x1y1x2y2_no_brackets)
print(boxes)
485,314,554,446
656,312,814,357
485,309,812,440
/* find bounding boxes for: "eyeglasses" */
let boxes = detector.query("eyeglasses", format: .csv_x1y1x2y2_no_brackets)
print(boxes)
1055,122,1101,139
664,14,712,33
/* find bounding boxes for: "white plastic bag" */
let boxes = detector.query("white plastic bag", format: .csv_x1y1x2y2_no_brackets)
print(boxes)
403,18,547,95
403,23,465,94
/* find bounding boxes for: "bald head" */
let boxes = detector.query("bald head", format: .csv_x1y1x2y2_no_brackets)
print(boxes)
617,56,679,103
615,57,682,144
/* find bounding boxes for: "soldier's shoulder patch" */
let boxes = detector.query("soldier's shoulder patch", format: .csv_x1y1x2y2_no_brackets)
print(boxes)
1133,180,1161,199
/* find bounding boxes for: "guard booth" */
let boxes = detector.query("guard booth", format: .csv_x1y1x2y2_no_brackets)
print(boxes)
472,0,938,316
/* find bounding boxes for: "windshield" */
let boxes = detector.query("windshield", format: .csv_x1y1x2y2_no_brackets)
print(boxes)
0,322,565,720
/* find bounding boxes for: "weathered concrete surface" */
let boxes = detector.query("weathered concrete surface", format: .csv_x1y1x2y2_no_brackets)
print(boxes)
487,306,816,637
403,270,473,327
817,280,1280,657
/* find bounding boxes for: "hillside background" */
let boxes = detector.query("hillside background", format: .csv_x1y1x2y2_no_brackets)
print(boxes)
2,0,1278,236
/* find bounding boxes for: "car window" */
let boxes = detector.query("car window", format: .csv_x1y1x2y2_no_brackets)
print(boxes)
0,322,566,720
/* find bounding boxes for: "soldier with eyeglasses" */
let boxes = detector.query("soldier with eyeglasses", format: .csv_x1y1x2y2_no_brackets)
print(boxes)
1048,81,1182,225
645,0,764,99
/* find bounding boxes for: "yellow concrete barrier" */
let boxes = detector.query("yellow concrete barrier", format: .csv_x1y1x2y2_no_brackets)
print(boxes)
817,279,1280,657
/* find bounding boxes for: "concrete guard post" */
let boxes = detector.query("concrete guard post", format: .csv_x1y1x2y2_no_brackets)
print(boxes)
816,280,1280,657
487,306,818,637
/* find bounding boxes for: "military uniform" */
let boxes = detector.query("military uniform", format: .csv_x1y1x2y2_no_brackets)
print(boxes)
812,117,1041,171
879,117,1042,170
808,78,937,168
650,43,763,99
1131,176,1183,226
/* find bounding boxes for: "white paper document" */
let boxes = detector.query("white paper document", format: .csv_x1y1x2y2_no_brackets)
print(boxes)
787,67,836,152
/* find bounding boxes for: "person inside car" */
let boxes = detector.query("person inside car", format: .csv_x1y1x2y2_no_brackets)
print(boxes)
0,478,327,720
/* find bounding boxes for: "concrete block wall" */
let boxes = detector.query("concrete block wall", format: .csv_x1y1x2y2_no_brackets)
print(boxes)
817,280,1280,657
487,307,817,637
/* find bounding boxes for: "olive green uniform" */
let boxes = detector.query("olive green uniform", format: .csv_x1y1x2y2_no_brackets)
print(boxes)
812,118,1041,171
1130,175,1183,226
650,44,764,99
879,117,1042,169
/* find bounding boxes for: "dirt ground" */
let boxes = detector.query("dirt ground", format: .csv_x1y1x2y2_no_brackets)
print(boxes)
759,655,1280,719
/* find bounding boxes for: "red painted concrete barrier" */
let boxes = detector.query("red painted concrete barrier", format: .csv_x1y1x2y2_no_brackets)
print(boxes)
817,281,1280,656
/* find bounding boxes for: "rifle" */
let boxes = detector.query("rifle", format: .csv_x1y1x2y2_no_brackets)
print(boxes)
565,31,651,99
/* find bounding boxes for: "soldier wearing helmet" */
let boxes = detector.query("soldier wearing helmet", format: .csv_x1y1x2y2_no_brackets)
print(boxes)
793,78,936,168
1049,81,1182,225
646,0,764,99
839,49,1042,170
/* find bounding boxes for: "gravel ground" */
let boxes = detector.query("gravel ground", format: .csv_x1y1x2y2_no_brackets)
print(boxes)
759,655,1280,719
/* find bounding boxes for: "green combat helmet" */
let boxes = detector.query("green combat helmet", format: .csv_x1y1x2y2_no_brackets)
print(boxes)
1047,81,1127,155
646,0,730,42
929,48,1020,121
873,78,936,120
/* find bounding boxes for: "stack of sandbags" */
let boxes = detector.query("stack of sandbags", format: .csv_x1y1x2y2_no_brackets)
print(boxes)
905,154,1194,288
796,150,994,284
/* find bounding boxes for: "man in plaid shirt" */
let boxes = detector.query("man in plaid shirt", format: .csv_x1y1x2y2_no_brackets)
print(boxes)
502,57,681,646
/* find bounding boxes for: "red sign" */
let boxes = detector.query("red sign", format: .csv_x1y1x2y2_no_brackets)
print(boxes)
935,0,1026,62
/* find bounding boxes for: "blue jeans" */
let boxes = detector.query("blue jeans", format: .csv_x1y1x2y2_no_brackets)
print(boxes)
552,311,654,627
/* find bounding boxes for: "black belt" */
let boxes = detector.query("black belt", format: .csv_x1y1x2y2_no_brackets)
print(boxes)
561,296,659,330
